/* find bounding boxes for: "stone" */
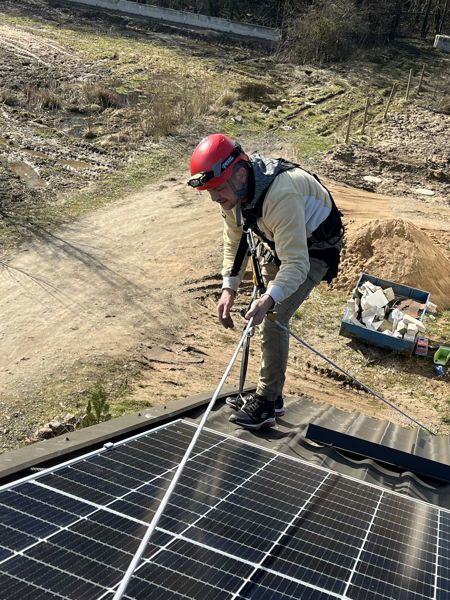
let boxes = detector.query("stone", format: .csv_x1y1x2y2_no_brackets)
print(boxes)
36,426,53,440
363,175,383,184
415,188,435,196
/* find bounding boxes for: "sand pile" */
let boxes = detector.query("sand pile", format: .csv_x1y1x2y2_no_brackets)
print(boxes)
334,219,450,310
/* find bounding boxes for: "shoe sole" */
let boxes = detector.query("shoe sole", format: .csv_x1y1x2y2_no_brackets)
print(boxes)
229,416,276,430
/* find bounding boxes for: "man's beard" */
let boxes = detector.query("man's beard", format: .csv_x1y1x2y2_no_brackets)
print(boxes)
230,177,248,202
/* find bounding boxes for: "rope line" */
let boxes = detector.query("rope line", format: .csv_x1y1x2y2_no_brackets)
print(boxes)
272,319,436,435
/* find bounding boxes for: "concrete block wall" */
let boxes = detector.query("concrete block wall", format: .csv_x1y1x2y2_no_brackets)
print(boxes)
65,0,280,42
434,34,450,53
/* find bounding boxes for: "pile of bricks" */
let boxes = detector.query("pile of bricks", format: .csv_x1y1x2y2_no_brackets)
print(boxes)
344,281,431,343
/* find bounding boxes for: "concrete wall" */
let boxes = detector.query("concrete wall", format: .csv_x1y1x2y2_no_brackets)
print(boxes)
66,0,280,42
434,34,450,53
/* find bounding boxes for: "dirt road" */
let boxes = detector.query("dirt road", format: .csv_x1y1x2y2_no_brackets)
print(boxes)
1,172,449,450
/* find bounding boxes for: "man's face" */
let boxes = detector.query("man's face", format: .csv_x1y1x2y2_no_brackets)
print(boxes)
207,166,247,211
208,180,239,211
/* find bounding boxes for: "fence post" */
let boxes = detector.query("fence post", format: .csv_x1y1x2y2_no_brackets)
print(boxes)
405,68,413,101
417,64,425,94
345,110,353,144
361,98,369,134
383,83,397,119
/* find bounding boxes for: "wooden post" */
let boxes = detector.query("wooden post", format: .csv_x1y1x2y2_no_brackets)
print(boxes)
361,97,370,134
383,83,397,119
345,110,353,144
405,68,413,101
417,64,425,94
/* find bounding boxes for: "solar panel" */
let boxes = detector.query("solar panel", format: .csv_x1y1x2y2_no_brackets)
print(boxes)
0,420,448,599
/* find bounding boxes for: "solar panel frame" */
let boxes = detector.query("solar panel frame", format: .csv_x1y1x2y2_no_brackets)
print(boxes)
0,419,449,600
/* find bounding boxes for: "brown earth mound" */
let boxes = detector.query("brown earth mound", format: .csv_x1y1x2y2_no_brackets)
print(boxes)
334,219,450,310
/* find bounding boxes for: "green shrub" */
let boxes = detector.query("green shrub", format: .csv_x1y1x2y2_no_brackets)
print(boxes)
80,385,112,428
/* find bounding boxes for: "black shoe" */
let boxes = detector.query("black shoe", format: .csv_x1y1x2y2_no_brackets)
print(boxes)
229,394,276,430
226,393,285,417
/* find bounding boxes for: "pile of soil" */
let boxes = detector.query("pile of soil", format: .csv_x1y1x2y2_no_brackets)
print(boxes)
334,219,450,310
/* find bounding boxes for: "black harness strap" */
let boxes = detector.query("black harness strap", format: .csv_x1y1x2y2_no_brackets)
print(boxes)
230,231,250,278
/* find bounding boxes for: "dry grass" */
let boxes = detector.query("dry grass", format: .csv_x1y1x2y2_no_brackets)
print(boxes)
0,89,19,106
216,89,239,107
83,84,123,109
137,80,215,140
23,85,61,110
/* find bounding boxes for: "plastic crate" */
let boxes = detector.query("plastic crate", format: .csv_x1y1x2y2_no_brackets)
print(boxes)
434,346,450,366
339,273,430,355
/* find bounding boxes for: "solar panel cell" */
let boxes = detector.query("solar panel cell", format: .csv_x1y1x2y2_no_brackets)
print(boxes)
0,503,60,539
0,522,36,553
1,555,105,599
0,573,60,600
238,569,338,599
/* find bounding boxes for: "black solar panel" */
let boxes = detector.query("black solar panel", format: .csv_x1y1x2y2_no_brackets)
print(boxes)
0,420,448,599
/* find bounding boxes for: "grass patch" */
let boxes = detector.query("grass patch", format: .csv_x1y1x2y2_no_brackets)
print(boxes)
426,310,450,343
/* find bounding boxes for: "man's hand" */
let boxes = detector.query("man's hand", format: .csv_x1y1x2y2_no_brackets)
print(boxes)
244,294,275,326
217,288,236,329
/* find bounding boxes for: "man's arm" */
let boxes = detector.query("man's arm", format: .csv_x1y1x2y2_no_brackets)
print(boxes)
219,208,248,328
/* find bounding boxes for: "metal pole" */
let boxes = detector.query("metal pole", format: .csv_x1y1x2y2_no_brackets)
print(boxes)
113,318,255,600
269,317,436,435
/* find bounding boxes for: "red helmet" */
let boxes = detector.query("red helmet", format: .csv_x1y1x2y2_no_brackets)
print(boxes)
188,133,248,191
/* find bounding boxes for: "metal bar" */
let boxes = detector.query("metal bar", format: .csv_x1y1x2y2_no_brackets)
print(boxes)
307,424,448,482
112,317,255,600
270,318,436,435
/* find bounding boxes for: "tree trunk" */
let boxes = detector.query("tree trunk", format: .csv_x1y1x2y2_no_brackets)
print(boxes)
390,0,404,39
421,0,433,38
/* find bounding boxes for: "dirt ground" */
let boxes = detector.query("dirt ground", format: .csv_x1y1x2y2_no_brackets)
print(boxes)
0,1,449,452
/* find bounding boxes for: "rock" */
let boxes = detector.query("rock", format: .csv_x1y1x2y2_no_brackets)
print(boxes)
36,426,53,440
415,188,435,196
260,105,270,113
363,175,383,184
63,413,77,425
48,419,66,435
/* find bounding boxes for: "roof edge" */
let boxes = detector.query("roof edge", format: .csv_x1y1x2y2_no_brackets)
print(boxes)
0,384,255,482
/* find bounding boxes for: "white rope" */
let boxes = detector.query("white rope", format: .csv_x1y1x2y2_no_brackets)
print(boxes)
271,319,436,435
112,317,255,600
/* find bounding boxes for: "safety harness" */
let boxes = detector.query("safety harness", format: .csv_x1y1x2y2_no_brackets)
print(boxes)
230,157,344,285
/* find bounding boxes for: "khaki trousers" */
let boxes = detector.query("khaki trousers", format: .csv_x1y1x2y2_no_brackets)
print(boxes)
256,256,329,402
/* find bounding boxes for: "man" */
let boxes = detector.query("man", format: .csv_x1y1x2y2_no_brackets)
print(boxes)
188,133,344,430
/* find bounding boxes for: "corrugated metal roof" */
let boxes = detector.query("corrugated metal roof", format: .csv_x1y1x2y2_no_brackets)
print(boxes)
191,394,450,509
